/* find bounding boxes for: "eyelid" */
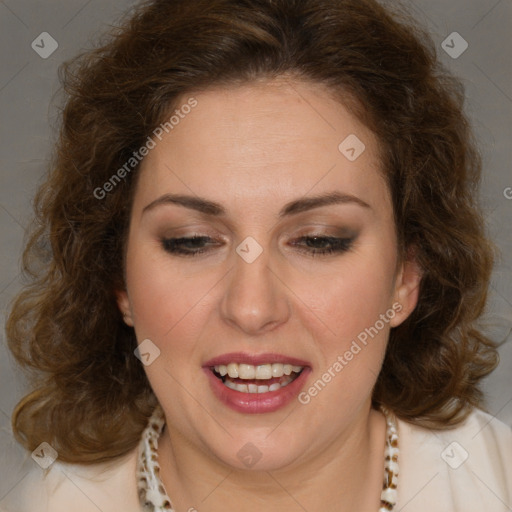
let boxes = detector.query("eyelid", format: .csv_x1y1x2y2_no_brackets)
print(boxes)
160,226,229,242
283,224,358,240
160,223,357,242
160,232,358,260
156,217,236,240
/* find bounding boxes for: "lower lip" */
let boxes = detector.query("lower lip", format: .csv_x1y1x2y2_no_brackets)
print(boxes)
203,367,311,414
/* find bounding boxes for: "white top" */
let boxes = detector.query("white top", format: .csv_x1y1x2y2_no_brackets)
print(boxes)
1,407,511,512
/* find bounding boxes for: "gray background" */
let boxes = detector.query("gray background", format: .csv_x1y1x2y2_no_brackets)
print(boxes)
0,0,511,502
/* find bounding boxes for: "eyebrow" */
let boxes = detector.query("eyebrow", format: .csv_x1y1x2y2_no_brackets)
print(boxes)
141,191,371,218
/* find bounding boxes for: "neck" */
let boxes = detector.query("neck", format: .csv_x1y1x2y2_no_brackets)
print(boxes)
157,405,386,512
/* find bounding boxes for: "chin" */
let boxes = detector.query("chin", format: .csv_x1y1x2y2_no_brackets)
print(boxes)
206,429,307,472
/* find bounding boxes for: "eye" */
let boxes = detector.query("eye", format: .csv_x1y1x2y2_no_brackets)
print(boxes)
161,236,220,256
161,234,356,258
290,235,355,256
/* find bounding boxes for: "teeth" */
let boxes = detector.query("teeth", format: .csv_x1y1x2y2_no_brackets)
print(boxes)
212,362,305,394
225,380,247,393
214,363,304,380
255,364,272,379
222,374,296,393
238,364,255,379
226,363,239,378
272,364,283,377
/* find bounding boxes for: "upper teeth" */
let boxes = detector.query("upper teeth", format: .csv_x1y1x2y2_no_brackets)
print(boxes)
214,363,304,379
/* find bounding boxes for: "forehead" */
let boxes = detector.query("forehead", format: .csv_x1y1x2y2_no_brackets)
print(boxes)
134,79,389,216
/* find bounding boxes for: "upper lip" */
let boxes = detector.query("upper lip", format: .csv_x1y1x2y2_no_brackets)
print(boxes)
203,352,310,368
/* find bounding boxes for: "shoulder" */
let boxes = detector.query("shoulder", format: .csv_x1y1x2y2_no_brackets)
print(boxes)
397,408,512,512
0,448,143,512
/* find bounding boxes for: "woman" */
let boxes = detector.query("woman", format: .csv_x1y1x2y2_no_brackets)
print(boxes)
3,0,511,511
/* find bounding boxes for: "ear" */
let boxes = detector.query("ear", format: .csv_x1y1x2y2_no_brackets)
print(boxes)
389,248,422,328
116,290,134,327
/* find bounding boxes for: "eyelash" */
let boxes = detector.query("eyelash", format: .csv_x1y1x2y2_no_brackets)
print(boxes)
161,235,355,257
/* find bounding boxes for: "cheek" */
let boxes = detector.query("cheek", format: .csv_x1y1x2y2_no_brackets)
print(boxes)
333,262,394,336
125,246,211,351
290,243,397,392
293,261,396,413
300,252,396,340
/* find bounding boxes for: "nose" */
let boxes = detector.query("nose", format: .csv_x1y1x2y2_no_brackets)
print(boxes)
220,246,291,335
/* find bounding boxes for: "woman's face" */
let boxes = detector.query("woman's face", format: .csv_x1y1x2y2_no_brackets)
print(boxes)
118,78,420,471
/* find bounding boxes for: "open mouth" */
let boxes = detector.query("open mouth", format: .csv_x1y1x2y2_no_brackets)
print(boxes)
211,363,304,394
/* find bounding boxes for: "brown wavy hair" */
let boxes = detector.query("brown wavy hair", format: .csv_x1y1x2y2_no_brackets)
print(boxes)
7,0,498,464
